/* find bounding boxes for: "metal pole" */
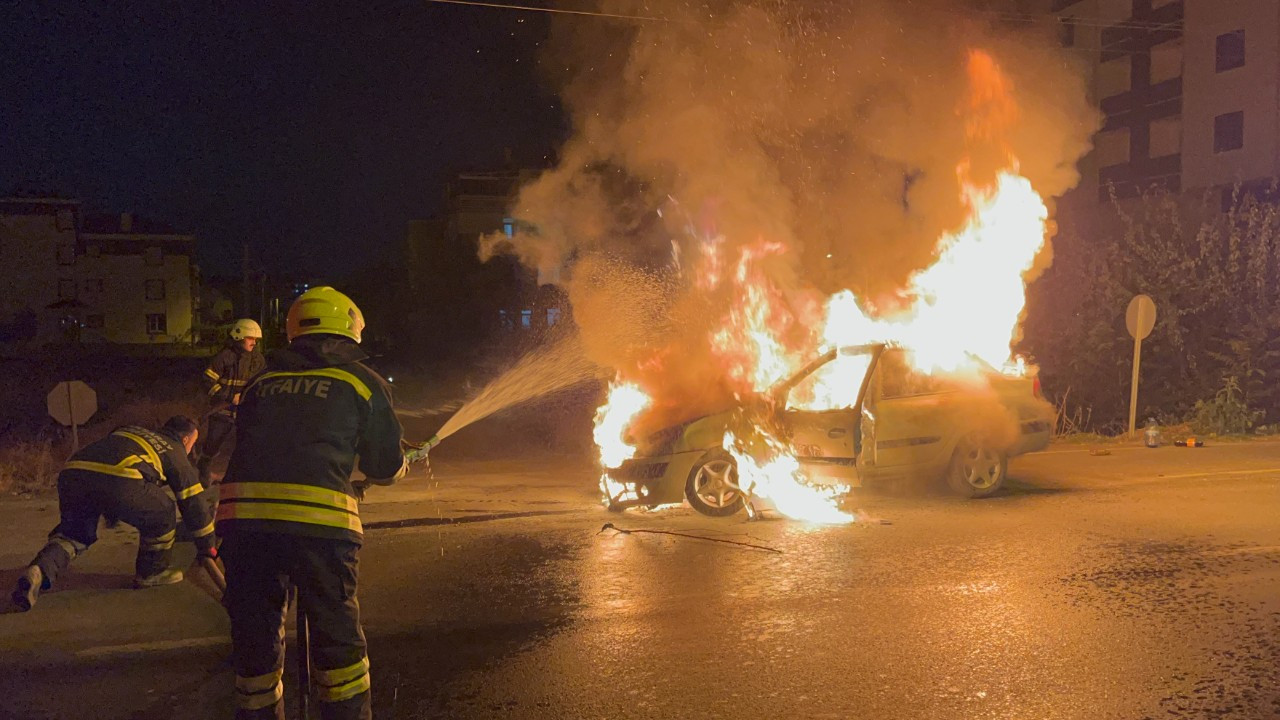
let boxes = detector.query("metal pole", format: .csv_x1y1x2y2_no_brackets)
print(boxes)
67,382,79,451
1127,304,1147,438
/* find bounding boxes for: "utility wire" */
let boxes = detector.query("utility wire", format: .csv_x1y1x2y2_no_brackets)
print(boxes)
424,0,675,22
599,522,784,553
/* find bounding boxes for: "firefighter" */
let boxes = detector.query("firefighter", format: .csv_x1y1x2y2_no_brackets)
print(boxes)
218,287,407,720
11,416,217,612
198,318,266,486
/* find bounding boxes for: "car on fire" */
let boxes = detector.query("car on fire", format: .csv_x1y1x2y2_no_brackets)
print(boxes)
602,343,1054,517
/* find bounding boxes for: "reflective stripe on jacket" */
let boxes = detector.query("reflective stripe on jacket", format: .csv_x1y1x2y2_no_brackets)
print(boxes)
217,336,405,541
61,426,217,549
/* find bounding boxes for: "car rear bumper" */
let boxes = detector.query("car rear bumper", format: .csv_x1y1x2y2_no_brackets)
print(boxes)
1011,419,1052,456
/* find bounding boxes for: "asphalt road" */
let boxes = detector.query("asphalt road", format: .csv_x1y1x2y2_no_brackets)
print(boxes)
1,441,1279,719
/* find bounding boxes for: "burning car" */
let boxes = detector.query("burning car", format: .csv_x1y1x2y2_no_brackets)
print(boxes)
601,343,1053,517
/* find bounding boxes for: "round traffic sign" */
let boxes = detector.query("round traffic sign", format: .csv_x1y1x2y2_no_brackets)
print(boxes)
47,381,97,426
1126,294,1157,340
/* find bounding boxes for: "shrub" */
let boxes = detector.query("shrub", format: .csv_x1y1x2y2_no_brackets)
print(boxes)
1190,376,1264,435
0,438,59,495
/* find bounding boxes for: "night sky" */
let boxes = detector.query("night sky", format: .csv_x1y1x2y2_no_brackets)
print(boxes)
1,1,567,277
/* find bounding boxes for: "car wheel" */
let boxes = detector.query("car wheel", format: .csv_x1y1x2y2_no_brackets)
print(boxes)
945,437,1007,498
685,450,746,517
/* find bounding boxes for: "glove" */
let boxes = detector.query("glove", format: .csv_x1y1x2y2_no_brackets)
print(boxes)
351,480,369,501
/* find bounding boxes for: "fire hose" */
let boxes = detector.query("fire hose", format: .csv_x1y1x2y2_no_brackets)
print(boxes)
351,435,439,500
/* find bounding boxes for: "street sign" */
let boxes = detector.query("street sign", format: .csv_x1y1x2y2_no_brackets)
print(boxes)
1126,294,1157,340
47,381,97,451
1125,295,1157,437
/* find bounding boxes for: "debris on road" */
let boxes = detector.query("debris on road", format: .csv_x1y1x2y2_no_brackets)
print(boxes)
598,522,783,553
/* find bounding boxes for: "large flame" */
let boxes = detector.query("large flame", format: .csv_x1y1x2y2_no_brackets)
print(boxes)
591,49,1049,524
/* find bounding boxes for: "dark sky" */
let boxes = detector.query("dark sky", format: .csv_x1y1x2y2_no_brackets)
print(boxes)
0,1,567,277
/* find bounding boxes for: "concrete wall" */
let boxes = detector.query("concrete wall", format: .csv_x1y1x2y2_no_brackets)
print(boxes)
1181,0,1280,188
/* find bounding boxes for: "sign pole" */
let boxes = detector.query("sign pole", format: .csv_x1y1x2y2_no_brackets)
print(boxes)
66,382,80,451
1128,327,1143,438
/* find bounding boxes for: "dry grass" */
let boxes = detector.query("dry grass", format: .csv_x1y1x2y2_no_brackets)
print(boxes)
0,437,60,496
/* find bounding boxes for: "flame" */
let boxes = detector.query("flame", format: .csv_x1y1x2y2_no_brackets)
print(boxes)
594,382,650,506
724,432,853,525
589,49,1048,524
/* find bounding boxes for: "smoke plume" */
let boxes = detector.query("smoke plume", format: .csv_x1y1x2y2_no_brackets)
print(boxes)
482,0,1098,430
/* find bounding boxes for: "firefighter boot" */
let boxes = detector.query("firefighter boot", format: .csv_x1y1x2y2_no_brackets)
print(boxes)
11,566,43,612
135,568,184,589
134,545,182,588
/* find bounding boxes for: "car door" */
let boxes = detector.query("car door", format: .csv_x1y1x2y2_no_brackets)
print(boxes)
779,345,883,483
860,348,956,472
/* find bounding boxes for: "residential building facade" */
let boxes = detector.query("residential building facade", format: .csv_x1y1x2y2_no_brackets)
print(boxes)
0,199,199,351
1047,0,1276,200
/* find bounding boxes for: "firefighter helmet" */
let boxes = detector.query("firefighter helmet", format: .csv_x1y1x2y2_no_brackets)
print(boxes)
286,287,365,343
229,318,263,340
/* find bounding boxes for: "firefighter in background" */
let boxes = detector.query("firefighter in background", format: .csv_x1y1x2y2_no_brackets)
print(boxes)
12,416,217,611
198,318,266,486
218,287,407,720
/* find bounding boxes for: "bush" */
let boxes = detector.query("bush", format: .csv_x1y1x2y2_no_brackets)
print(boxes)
1190,376,1264,435
0,438,59,495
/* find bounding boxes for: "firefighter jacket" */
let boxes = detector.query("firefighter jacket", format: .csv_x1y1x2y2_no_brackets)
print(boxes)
64,425,217,552
203,343,266,416
216,335,406,542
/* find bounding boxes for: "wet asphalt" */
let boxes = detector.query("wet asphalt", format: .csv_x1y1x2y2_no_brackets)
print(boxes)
2,444,1279,719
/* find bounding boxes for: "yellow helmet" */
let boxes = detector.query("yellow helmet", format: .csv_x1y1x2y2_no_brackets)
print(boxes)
286,287,365,343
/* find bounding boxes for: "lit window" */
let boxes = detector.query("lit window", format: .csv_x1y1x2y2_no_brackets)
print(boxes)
520,309,532,329
1150,116,1181,158
1097,56,1131,98
145,279,165,301
1096,127,1131,167
547,307,562,326
1216,30,1245,73
503,218,515,238
1215,111,1244,153
1150,41,1181,85
146,313,167,334
1058,17,1075,48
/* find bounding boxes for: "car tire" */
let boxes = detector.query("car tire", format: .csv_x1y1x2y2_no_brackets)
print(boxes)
685,450,746,517
945,437,1007,498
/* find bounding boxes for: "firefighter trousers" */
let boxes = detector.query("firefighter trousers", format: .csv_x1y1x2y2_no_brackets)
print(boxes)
197,413,236,485
28,470,178,587
221,532,370,720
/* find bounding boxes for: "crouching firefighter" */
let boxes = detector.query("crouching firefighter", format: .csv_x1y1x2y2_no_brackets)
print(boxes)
198,318,266,486
12,416,217,611
217,287,408,720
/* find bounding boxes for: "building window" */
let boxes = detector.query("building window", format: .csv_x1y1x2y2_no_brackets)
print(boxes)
1096,127,1131,167
58,279,76,300
145,247,163,266
1058,17,1075,48
84,279,104,294
1150,41,1182,85
57,245,76,265
503,217,515,237
1216,30,1245,73
1097,56,1131,98
56,209,74,231
145,279,165,301
520,309,532,329
1150,116,1182,158
84,314,104,329
1214,111,1245,153
146,313,167,335
547,307,562,326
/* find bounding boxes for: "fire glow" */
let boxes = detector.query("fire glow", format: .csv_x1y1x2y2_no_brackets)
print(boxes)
593,50,1050,523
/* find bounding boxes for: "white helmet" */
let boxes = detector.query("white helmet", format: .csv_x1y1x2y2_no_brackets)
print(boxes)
230,318,263,341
